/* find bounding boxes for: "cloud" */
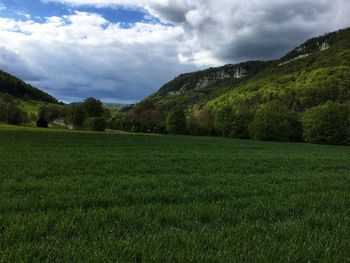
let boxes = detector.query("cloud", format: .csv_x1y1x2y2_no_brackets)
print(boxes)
0,2,6,11
1,0,350,102
0,11,194,102
44,0,350,64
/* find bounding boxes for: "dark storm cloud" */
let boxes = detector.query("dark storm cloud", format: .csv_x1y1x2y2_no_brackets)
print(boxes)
173,0,350,65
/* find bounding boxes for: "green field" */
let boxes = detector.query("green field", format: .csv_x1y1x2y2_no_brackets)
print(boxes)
0,124,350,262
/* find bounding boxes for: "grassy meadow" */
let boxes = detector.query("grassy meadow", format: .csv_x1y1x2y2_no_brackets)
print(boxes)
0,124,350,262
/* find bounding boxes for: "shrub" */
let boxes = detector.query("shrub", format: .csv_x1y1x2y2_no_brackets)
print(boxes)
230,107,255,139
302,102,350,145
88,117,107,132
68,105,86,129
214,106,234,137
83,97,104,117
39,105,61,122
0,96,27,125
188,109,215,136
7,103,27,125
215,106,254,139
166,107,186,134
249,101,302,141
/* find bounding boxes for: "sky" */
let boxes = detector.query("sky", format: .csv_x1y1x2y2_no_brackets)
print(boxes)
0,0,349,103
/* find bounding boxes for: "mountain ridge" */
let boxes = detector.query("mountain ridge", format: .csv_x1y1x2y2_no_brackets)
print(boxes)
141,27,350,112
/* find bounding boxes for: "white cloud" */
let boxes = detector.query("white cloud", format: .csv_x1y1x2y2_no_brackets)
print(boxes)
41,0,350,65
0,2,6,11
0,11,195,102
1,0,350,101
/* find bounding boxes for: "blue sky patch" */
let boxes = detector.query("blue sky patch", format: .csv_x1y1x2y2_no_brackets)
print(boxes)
0,0,151,25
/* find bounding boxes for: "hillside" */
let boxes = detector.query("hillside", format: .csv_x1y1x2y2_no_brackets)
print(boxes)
143,27,350,112
148,61,271,110
209,27,350,110
0,70,58,104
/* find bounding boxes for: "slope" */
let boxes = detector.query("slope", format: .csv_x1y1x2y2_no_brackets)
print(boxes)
142,27,350,112
0,70,58,104
208,27,350,110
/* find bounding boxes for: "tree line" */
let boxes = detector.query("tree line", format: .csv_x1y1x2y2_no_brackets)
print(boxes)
1,93,348,145
109,100,350,145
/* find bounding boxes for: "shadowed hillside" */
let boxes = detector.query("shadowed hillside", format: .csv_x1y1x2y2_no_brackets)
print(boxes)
0,70,58,104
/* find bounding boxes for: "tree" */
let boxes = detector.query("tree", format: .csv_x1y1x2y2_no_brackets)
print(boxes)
188,109,215,136
83,97,104,118
68,105,86,128
215,105,255,139
39,105,61,122
0,95,27,125
7,102,27,125
249,101,302,141
166,107,186,134
130,100,166,133
88,117,107,131
214,106,234,137
0,98,8,122
302,102,350,145
196,109,216,136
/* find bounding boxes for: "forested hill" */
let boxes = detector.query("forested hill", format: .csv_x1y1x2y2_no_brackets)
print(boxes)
0,70,58,104
148,60,272,110
209,27,350,110
141,27,350,111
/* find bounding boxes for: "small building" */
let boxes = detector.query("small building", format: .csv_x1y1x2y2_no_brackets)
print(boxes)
36,117,48,128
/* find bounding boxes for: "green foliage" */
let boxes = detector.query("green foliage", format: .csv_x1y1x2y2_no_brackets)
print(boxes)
84,97,104,118
0,94,28,125
133,28,350,145
148,61,270,110
166,107,186,134
1,125,350,261
108,112,134,132
6,103,27,125
0,70,58,103
88,117,107,132
187,109,215,136
215,106,254,138
249,102,302,141
214,106,234,137
130,100,166,133
39,105,62,122
302,103,350,145
68,105,86,129
143,28,350,116
60,98,109,131
210,65,350,111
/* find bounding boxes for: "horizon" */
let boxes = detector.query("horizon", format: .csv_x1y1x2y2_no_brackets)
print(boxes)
1,0,350,103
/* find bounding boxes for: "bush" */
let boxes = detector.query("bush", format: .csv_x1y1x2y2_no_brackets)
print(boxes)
249,101,302,141
230,107,254,139
7,103,27,124
68,105,86,129
302,102,350,145
214,106,234,137
39,105,61,122
215,106,254,138
88,117,107,132
188,109,215,136
166,107,186,134
83,97,104,118
0,95,27,125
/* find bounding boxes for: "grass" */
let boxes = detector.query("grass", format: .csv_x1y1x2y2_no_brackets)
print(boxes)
19,100,63,116
0,124,350,262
